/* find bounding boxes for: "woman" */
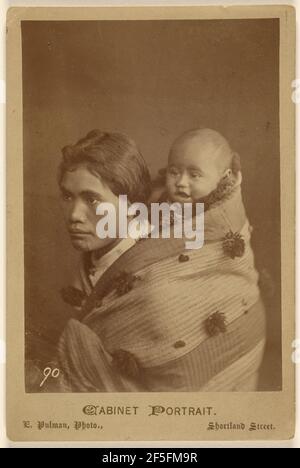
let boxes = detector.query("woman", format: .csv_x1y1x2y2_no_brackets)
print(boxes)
57,129,265,392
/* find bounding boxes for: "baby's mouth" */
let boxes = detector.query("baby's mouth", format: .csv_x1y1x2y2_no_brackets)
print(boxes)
175,191,191,199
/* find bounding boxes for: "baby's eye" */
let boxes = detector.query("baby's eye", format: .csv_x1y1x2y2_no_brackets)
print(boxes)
191,172,202,179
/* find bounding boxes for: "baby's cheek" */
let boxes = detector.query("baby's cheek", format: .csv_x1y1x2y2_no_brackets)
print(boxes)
194,177,216,198
165,176,175,193
191,181,205,199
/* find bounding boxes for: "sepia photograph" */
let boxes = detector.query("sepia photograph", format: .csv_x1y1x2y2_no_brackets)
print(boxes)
23,16,281,393
6,5,295,442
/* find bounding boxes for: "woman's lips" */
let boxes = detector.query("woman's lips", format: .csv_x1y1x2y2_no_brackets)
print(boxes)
69,230,90,237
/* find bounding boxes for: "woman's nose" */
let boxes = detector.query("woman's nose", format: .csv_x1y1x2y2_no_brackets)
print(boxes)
69,200,87,223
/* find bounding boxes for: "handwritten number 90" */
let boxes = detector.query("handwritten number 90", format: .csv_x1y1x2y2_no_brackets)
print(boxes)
40,367,60,387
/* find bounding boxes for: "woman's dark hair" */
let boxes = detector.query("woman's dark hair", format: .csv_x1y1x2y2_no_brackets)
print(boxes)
58,130,151,204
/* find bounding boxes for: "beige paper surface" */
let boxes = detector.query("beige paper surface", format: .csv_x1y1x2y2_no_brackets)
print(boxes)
6,5,295,442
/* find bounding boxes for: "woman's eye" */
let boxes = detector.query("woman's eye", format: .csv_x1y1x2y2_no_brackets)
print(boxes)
191,173,202,179
86,197,99,206
61,193,72,202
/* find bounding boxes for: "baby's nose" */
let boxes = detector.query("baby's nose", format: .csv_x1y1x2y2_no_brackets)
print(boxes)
176,173,189,187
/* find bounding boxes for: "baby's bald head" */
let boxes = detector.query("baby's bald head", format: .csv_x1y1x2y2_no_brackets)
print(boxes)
169,128,234,175
166,128,239,203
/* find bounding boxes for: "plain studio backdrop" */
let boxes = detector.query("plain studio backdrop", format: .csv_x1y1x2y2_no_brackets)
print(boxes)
22,19,281,390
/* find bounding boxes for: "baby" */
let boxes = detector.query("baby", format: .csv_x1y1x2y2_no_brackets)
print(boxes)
152,128,241,208
166,128,239,204
151,128,266,391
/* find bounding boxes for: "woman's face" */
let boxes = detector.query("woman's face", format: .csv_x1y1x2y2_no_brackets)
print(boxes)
60,165,120,252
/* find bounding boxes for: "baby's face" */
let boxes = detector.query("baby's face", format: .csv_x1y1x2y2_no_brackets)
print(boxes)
166,139,226,203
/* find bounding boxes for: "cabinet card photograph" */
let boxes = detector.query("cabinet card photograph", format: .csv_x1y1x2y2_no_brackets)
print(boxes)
6,5,295,442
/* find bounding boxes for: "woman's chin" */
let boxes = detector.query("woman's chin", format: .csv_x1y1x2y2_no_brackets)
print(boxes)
72,238,120,253
71,239,92,251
